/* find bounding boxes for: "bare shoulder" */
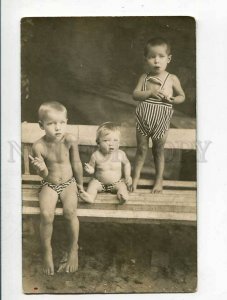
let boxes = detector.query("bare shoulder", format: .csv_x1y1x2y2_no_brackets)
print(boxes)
32,137,46,154
169,74,181,84
65,133,78,145
117,149,127,160
32,136,45,149
92,150,101,160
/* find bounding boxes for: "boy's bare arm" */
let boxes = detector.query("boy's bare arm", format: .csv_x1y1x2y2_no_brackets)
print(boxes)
31,143,48,178
171,75,185,104
133,74,162,101
68,135,84,190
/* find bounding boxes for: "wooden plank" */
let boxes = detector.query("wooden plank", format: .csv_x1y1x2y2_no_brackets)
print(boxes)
22,123,44,143
148,129,196,149
22,174,41,181
22,185,196,198
78,125,137,147
78,125,196,149
22,206,196,223
22,122,79,143
23,193,196,205
23,198,196,209
22,175,197,189
23,195,196,207
23,145,30,175
23,201,196,215
22,123,196,149
136,179,196,189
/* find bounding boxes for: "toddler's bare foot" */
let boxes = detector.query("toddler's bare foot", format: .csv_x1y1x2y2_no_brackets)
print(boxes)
152,178,163,194
43,249,54,276
117,193,128,205
79,190,94,204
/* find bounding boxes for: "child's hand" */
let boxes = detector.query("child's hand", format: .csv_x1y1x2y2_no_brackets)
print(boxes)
157,89,174,103
146,81,163,100
84,163,95,175
77,184,84,192
29,155,47,172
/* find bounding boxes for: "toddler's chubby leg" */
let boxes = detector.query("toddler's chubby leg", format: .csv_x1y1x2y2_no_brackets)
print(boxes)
59,181,79,273
80,179,103,204
131,130,149,192
115,181,129,205
152,131,168,194
39,185,59,276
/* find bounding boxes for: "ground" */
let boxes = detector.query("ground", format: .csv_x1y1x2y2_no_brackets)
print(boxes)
23,217,197,294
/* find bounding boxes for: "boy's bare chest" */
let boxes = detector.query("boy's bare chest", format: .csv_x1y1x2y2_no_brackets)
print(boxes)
146,79,173,94
43,143,70,163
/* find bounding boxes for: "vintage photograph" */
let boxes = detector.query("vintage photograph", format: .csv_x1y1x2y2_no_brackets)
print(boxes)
21,17,196,293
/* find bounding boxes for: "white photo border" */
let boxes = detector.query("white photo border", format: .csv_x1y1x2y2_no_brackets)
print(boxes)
1,0,227,299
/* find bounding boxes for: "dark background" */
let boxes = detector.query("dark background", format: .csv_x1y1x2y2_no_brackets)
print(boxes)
21,17,196,123
21,17,196,180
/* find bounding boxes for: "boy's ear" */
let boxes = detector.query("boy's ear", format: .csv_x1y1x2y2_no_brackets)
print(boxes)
168,55,172,63
38,121,44,130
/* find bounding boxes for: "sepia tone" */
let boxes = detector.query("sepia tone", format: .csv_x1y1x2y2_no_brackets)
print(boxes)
22,17,196,293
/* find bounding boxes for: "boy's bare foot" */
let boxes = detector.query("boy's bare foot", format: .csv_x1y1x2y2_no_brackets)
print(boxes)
130,178,138,192
79,190,94,204
152,178,163,194
43,250,54,276
57,249,78,273
65,249,78,273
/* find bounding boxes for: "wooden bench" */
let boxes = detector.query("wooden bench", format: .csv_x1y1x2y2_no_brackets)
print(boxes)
22,122,196,225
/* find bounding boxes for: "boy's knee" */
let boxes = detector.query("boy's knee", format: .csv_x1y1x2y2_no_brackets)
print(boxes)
40,211,55,224
138,143,148,155
63,208,77,220
152,141,165,153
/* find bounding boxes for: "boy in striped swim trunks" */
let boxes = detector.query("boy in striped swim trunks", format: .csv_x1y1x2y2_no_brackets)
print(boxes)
30,101,89,275
131,38,185,193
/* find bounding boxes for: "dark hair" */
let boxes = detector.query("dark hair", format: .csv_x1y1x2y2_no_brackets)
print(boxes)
144,37,171,57
38,101,67,120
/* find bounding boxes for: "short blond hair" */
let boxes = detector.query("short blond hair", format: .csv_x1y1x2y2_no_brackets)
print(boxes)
96,122,120,144
38,101,67,121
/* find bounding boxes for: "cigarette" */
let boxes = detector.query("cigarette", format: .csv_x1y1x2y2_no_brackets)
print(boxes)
28,154,35,161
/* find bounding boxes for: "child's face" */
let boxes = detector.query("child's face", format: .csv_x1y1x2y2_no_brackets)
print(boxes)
146,44,171,75
98,131,120,154
40,110,67,140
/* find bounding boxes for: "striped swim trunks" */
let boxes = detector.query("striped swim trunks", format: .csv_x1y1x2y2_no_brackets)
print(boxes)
93,178,124,193
136,73,173,140
136,99,173,140
40,177,76,195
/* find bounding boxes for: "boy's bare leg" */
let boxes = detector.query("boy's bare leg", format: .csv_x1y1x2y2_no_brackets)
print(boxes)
152,131,168,193
59,181,79,273
80,179,102,203
39,186,58,275
115,181,129,204
131,130,149,192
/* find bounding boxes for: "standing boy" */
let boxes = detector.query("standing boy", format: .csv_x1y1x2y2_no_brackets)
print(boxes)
132,38,185,193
